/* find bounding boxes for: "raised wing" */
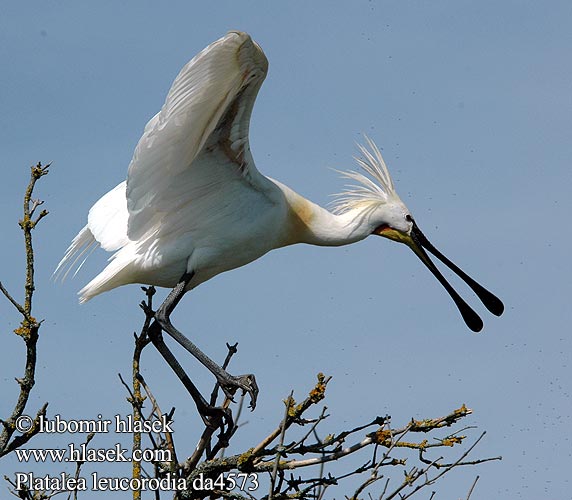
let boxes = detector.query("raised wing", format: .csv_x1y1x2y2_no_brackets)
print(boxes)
126,31,269,240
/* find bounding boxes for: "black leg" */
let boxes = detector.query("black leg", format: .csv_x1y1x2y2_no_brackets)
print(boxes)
154,272,259,409
145,321,233,443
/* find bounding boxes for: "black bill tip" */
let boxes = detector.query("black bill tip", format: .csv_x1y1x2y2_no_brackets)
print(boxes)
481,290,504,317
457,299,484,332
411,220,504,320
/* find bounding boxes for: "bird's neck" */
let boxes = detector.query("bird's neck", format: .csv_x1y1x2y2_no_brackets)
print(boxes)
277,182,373,247
305,204,374,246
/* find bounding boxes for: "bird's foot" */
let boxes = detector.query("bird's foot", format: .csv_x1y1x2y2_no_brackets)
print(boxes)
218,372,259,410
198,405,235,447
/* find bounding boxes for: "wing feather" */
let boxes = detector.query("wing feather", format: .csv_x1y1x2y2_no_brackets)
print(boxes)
56,32,273,300
126,31,269,240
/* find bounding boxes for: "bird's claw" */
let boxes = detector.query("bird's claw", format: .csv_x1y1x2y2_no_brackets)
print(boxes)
219,373,259,410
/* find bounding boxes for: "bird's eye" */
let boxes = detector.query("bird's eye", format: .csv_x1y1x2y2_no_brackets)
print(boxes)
405,214,413,222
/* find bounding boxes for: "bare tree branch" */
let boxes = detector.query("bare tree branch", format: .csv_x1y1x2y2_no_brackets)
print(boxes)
0,162,50,458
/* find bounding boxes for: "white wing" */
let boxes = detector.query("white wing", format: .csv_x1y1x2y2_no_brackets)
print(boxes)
126,30,269,241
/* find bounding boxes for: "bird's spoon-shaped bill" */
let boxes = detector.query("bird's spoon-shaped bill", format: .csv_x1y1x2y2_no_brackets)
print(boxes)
411,221,504,317
375,220,504,332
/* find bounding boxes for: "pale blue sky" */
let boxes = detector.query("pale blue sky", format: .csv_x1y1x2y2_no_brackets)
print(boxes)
1,2,571,498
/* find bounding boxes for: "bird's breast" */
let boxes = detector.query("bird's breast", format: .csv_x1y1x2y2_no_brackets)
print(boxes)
186,194,287,283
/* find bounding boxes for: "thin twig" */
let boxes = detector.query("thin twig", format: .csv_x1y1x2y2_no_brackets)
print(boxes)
269,390,293,500
0,281,29,319
68,432,95,500
129,285,155,500
466,475,480,500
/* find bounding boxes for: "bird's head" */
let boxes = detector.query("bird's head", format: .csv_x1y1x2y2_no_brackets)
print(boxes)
334,138,504,332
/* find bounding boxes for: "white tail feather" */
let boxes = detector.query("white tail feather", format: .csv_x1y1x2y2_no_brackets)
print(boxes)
77,254,134,303
54,223,134,303
53,226,97,282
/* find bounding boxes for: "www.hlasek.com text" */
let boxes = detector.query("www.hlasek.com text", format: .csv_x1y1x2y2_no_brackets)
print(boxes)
16,443,170,463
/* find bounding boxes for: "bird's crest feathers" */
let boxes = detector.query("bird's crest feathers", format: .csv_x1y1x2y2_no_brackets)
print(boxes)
332,137,398,214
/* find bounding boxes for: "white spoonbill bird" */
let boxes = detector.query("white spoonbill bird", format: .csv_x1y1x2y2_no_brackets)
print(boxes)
56,31,503,413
